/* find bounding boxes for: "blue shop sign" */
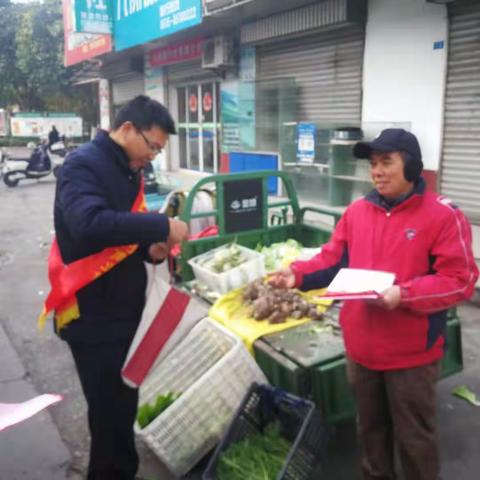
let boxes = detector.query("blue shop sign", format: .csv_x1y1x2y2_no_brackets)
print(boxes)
114,0,202,52
296,122,316,163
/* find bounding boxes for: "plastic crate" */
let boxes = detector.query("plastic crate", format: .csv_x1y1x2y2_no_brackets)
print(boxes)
188,243,265,294
310,357,357,423
135,318,267,477
253,340,309,399
180,223,332,282
203,383,327,480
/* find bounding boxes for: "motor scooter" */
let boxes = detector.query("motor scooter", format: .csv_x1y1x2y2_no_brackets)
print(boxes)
2,140,67,187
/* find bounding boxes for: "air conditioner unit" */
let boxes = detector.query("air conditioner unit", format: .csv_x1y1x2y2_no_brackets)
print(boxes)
203,0,254,15
204,0,234,13
201,35,235,69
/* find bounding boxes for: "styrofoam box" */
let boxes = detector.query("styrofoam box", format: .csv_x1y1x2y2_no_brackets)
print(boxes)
188,244,266,294
135,318,268,477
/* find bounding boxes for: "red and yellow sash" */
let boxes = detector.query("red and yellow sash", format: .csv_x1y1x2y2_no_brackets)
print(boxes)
39,181,147,331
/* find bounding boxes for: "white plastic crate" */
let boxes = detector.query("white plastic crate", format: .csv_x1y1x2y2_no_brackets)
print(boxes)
188,244,265,294
135,317,268,477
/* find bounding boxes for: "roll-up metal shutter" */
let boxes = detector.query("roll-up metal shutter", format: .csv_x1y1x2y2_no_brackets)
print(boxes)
112,75,145,106
167,60,217,84
441,0,480,222
257,25,364,125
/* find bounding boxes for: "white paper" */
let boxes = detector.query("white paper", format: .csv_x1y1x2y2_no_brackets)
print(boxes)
327,268,395,295
0,394,62,432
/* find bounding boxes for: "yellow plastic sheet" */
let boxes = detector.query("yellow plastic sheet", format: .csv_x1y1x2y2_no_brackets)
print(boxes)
208,287,333,353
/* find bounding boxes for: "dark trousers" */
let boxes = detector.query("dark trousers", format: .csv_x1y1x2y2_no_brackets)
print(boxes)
68,340,139,480
346,359,440,480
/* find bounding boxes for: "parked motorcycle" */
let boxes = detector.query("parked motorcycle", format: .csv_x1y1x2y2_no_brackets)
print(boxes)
2,140,68,187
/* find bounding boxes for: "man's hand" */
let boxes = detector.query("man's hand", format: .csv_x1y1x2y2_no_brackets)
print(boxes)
368,285,401,310
148,242,169,262
167,218,189,245
267,268,296,289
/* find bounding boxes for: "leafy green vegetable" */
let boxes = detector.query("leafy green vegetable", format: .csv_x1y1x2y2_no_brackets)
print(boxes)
217,422,291,480
260,239,303,272
137,392,181,429
453,385,480,407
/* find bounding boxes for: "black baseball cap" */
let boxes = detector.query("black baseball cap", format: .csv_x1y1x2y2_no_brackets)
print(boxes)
353,128,422,162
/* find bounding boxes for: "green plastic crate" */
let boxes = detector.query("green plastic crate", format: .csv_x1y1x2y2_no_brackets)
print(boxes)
310,357,356,423
253,340,309,399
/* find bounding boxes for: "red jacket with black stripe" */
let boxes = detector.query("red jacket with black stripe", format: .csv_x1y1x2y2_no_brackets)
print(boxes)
291,179,478,370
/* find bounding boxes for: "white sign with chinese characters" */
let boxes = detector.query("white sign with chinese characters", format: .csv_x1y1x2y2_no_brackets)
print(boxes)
74,0,113,34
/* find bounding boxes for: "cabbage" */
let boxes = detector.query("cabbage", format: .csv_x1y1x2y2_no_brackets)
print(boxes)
260,239,303,272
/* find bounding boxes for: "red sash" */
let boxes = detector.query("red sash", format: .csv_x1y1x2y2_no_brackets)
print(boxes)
39,181,147,330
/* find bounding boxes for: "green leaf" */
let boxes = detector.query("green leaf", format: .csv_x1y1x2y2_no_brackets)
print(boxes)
453,385,480,407
137,392,181,429
217,422,291,480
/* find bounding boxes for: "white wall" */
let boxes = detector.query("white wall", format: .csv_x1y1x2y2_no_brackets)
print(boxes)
362,0,448,171
144,53,169,170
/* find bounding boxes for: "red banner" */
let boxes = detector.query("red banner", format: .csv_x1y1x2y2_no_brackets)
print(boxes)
147,38,203,68
63,0,112,67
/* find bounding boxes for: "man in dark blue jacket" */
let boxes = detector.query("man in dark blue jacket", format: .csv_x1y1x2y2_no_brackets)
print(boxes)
48,124,60,147
54,95,188,480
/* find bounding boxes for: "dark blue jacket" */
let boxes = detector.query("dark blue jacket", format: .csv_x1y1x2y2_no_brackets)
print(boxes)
54,131,170,344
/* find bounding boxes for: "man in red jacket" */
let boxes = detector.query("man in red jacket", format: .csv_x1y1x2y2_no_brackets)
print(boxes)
270,129,478,480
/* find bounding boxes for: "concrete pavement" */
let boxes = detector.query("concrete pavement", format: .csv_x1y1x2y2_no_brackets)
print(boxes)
0,322,71,480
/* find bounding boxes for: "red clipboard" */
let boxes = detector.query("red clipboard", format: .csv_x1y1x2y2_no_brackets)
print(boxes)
318,290,381,300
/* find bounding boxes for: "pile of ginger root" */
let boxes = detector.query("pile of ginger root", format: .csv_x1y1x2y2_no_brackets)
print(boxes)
242,279,323,324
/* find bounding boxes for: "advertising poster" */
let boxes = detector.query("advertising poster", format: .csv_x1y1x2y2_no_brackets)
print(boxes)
296,122,316,163
63,0,112,67
10,114,83,138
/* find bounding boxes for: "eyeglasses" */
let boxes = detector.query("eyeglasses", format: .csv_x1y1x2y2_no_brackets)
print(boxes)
137,130,163,154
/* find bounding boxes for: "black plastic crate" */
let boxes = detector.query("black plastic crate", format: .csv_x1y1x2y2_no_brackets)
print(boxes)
203,383,327,480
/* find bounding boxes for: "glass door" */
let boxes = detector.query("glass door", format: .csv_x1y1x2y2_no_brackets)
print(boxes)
177,82,220,172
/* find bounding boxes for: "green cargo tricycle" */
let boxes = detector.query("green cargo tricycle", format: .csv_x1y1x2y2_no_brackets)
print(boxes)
177,170,463,424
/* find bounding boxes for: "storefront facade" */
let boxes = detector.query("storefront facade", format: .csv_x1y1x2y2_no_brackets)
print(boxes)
66,0,480,229
441,0,480,224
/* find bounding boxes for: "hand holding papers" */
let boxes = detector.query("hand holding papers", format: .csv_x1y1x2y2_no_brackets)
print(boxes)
319,268,396,300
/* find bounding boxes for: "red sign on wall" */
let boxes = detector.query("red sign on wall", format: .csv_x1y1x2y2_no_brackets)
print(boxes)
63,0,112,67
189,93,198,113
203,92,212,112
148,38,204,68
